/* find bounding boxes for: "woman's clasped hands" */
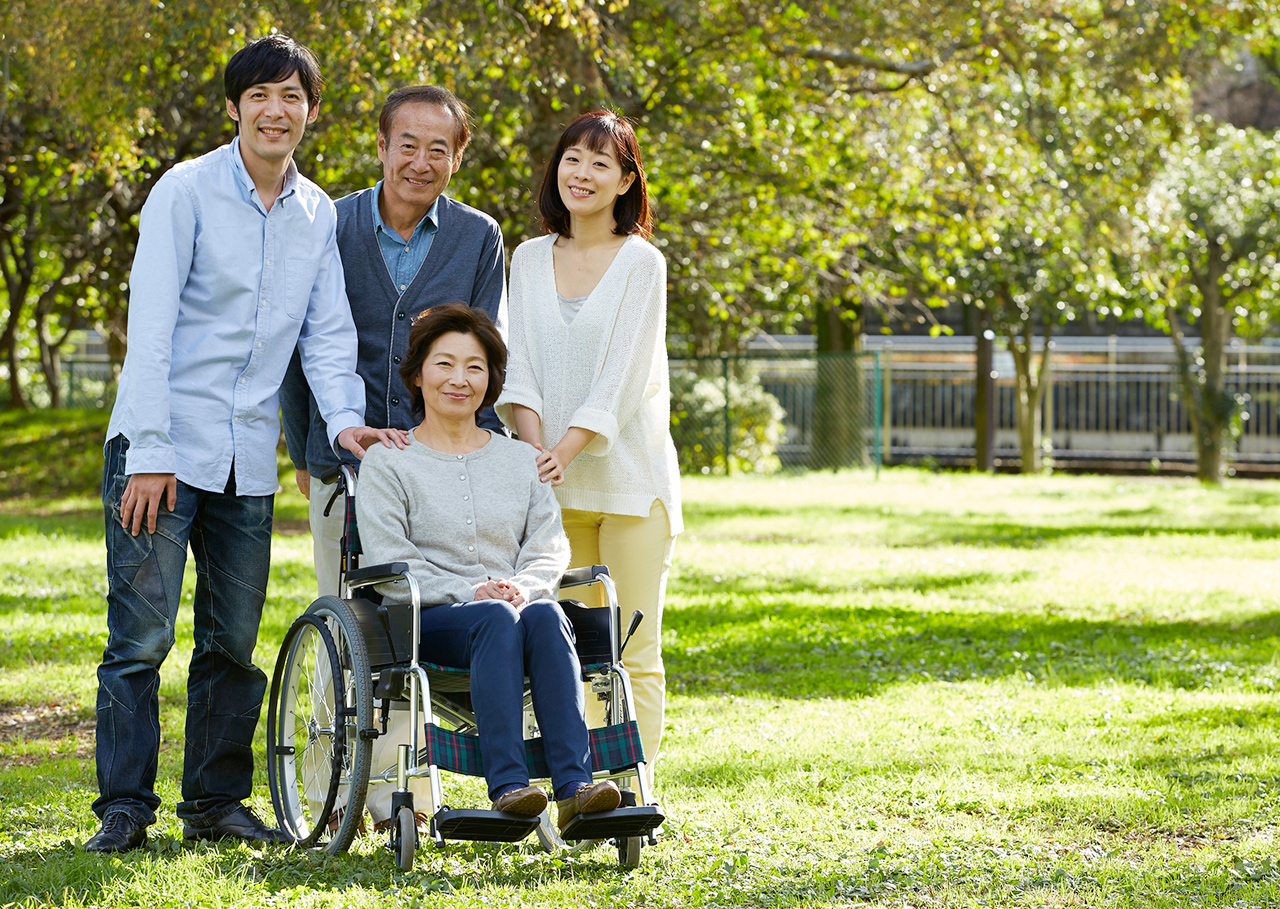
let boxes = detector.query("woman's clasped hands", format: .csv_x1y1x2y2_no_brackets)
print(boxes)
475,577,527,609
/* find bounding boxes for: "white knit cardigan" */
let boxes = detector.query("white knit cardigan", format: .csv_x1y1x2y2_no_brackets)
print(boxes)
496,233,683,535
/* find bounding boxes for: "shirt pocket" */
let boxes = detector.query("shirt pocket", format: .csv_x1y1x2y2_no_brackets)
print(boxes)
284,251,319,320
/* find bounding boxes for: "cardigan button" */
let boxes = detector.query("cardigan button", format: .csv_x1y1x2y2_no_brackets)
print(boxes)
397,311,406,320
394,356,402,364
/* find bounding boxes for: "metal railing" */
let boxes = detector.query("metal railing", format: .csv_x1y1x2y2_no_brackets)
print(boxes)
8,357,116,410
867,336,1280,465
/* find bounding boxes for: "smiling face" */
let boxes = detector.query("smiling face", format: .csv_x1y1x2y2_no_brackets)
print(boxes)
226,72,318,171
415,331,489,423
556,142,636,226
377,101,461,223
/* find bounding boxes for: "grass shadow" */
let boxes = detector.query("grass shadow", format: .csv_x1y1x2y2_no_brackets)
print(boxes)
687,501,1280,546
666,599,1280,700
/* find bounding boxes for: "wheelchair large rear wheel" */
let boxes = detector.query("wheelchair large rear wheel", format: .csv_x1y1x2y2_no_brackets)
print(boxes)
267,596,375,854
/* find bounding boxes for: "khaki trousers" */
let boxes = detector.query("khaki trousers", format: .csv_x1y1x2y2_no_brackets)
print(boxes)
561,501,676,785
308,475,431,822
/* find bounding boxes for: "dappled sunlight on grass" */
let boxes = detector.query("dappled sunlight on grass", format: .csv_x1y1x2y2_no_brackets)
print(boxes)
3,465,1280,905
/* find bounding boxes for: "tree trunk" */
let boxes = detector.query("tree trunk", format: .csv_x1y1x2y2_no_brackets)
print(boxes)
1007,316,1052,474
1193,256,1231,482
34,279,75,409
0,268,28,410
36,316,69,409
3,341,26,410
1167,250,1233,484
973,307,995,472
813,300,864,469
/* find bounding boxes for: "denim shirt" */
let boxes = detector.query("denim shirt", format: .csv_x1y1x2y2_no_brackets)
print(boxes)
106,138,364,496
371,181,438,294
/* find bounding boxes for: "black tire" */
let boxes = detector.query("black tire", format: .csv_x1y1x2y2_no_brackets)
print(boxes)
267,596,375,854
618,835,641,868
394,805,416,872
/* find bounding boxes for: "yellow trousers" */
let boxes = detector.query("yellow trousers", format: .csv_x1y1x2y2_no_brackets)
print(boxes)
561,501,677,785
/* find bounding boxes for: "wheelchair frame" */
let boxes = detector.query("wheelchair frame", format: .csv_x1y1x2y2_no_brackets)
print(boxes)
265,464,663,869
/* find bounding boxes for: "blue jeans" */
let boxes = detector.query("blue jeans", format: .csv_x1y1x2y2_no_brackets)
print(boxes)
420,599,591,801
94,435,273,826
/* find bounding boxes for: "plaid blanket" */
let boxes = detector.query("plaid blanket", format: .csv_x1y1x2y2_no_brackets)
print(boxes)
425,720,645,779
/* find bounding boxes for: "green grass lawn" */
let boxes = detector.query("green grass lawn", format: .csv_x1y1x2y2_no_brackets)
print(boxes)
2,410,1279,906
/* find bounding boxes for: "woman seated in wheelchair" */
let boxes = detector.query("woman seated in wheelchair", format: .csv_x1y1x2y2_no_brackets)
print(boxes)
354,303,620,830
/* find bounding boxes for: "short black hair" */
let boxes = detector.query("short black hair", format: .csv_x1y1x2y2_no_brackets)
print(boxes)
224,35,323,111
379,86,472,156
399,304,506,420
537,110,652,239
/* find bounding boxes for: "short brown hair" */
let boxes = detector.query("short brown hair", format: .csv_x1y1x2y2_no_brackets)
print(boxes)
378,85,472,156
537,110,652,239
398,304,506,420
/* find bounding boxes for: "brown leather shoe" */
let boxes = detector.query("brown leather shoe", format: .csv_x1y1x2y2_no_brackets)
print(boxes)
491,784,549,816
556,780,621,832
326,808,367,836
372,811,431,835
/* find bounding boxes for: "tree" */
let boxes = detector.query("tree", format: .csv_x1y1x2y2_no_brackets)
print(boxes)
1127,125,1280,481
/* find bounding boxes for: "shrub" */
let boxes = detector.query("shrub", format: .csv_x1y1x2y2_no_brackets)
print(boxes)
670,367,785,474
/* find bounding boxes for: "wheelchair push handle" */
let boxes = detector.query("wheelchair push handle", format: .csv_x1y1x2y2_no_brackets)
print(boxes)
619,610,643,658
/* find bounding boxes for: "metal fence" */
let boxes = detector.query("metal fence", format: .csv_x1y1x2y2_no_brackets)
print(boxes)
669,352,883,473
16,348,886,475
9,357,117,410
865,336,1280,465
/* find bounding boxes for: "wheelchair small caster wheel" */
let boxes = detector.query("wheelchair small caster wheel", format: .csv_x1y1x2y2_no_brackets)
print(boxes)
618,835,641,868
393,805,416,871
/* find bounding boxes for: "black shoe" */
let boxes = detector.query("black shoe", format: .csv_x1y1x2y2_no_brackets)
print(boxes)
182,805,292,845
85,811,148,853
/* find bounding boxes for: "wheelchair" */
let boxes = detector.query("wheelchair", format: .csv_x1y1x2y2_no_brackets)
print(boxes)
265,465,664,869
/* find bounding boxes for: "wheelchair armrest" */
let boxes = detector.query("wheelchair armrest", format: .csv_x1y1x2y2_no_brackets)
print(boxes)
560,564,610,588
559,598,614,665
347,561,409,588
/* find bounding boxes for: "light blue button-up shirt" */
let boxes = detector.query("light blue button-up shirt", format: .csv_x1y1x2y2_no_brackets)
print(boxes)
371,181,439,295
107,138,365,496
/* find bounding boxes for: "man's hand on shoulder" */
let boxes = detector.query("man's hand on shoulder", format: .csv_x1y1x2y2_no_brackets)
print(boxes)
337,426,410,459
120,473,178,536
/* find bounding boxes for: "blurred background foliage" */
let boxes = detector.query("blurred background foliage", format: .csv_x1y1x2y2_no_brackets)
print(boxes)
3,0,1280,480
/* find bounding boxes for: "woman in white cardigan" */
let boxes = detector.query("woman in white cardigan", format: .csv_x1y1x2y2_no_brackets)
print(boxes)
496,111,682,783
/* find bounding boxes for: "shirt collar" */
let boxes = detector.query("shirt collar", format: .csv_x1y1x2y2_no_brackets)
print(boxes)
228,136,299,204
371,180,440,245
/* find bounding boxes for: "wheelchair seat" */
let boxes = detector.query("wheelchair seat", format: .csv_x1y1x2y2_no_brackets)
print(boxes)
265,465,663,869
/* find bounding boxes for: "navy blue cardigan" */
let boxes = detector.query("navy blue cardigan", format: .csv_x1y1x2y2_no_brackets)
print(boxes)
281,189,507,478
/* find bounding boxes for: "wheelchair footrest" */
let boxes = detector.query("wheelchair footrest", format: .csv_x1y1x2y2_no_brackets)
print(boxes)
559,805,664,842
433,808,542,843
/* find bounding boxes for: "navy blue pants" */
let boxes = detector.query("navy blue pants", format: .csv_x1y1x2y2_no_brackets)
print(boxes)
419,598,591,801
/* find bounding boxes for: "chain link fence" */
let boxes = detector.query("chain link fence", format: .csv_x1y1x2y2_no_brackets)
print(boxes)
8,358,117,410
669,352,883,474
14,348,886,476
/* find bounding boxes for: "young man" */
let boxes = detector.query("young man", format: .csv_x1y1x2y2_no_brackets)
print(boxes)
86,35,402,854
279,84,506,831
